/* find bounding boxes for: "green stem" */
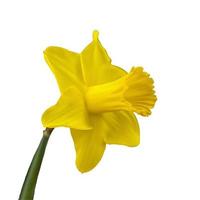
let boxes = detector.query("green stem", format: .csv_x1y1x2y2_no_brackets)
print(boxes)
19,128,54,200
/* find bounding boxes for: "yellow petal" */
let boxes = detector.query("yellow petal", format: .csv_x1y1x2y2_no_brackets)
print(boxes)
42,87,92,130
81,30,126,86
124,67,157,116
85,66,156,115
44,46,85,93
109,65,127,81
71,115,106,173
102,111,140,147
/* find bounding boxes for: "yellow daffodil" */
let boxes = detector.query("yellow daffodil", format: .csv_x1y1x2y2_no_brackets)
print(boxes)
41,30,157,173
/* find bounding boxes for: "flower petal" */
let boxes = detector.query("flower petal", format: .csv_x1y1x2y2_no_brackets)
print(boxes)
102,111,140,147
71,115,106,173
42,87,92,130
81,31,127,86
44,46,84,93
109,65,127,81
125,67,157,116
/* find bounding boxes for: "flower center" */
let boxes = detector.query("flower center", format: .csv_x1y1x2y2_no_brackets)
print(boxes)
85,67,157,116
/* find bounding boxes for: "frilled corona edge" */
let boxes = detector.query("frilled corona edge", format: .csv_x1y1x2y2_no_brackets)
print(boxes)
42,30,157,172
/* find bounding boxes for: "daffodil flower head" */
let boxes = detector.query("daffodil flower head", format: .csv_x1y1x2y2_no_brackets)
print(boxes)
42,30,157,173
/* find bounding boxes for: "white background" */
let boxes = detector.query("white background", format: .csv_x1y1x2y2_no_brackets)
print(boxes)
0,0,200,199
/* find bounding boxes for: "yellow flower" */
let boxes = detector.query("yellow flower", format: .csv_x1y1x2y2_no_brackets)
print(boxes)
42,30,157,173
